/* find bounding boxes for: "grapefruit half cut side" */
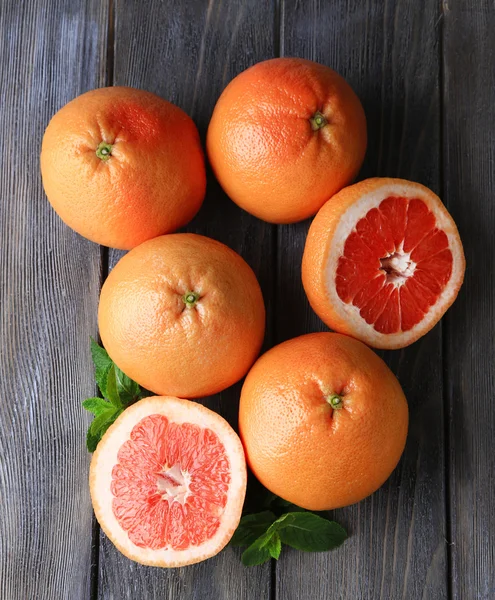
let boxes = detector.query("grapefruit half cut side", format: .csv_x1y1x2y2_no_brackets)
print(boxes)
90,396,246,567
302,178,465,349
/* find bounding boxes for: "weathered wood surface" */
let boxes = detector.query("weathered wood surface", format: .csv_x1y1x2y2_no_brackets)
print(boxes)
0,1,494,599
443,3,495,599
0,1,108,599
99,1,275,599
276,1,448,599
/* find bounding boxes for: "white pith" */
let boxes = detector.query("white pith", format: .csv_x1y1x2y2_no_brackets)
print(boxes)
90,396,247,567
325,181,465,347
156,464,192,505
379,245,416,286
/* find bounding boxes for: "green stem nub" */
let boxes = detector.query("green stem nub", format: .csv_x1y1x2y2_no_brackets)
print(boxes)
309,111,328,131
327,393,343,410
183,291,200,308
96,141,113,161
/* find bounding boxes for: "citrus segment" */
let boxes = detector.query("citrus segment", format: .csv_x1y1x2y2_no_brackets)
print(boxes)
111,415,229,550
336,195,453,334
90,397,246,567
302,178,465,349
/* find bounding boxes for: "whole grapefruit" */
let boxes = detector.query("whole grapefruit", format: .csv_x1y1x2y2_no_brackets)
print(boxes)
41,87,206,249
239,332,408,511
207,58,367,223
98,233,266,398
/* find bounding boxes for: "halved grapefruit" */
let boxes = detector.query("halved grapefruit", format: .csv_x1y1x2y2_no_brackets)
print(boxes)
90,396,246,567
302,178,465,349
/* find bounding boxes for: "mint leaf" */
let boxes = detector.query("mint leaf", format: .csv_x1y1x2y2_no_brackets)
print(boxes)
115,366,141,406
90,338,112,397
82,397,112,416
86,407,121,452
85,340,149,452
230,511,277,547
104,365,122,408
86,428,101,453
233,492,348,566
262,492,306,513
241,530,275,566
262,492,278,508
267,533,281,559
88,407,118,436
276,512,347,552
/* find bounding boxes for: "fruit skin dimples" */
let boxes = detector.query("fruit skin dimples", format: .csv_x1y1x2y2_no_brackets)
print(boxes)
41,87,206,250
98,234,266,398
239,332,409,511
207,57,367,223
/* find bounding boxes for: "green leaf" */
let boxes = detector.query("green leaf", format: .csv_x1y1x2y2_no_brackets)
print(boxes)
275,512,347,552
270,496,293,508
241,530,275,567
88,407,118,435
115,365,141,406
230,511,277,547
82,397,112,416
90,338,112,397
138,387,154,400
86,407,121,452
104,365,122,408
273,500,306,513
85,339,146,453
267,533,282,560
262,492,306,514
262,491,278,508
86,428,101,453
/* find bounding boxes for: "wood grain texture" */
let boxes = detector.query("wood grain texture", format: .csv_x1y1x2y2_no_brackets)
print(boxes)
276,1,448,598
443,3,495,599
0,1,108,599
98,1,275,598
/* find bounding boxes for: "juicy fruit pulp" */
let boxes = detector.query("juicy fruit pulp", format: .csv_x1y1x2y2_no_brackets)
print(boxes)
336,196,453,334
112,414,230,550
90,396,246,567
302,178,465,349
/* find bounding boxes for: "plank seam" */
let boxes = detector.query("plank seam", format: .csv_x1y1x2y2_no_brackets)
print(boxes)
90,1,115,598
439,2,454,597
272,1,282,600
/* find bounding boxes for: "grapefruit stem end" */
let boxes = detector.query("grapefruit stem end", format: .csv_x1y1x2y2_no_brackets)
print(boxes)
326,393,343,409
96,141,113,161
183,291,200,308
309,111,328,131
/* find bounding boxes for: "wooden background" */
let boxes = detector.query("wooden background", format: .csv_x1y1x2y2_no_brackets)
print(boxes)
0,1,494,598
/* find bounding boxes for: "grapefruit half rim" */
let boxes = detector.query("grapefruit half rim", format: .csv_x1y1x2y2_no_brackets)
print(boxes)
303,178,465,349
90,396,246,567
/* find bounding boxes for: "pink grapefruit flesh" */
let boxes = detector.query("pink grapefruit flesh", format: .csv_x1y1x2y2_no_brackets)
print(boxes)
336,196,453,334
90,396,246,567
302,178,465,349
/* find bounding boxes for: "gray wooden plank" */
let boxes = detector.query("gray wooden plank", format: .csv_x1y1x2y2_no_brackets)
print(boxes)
276,1,448,599
98,1,275,598
0,1,108,599
443,3,495,599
